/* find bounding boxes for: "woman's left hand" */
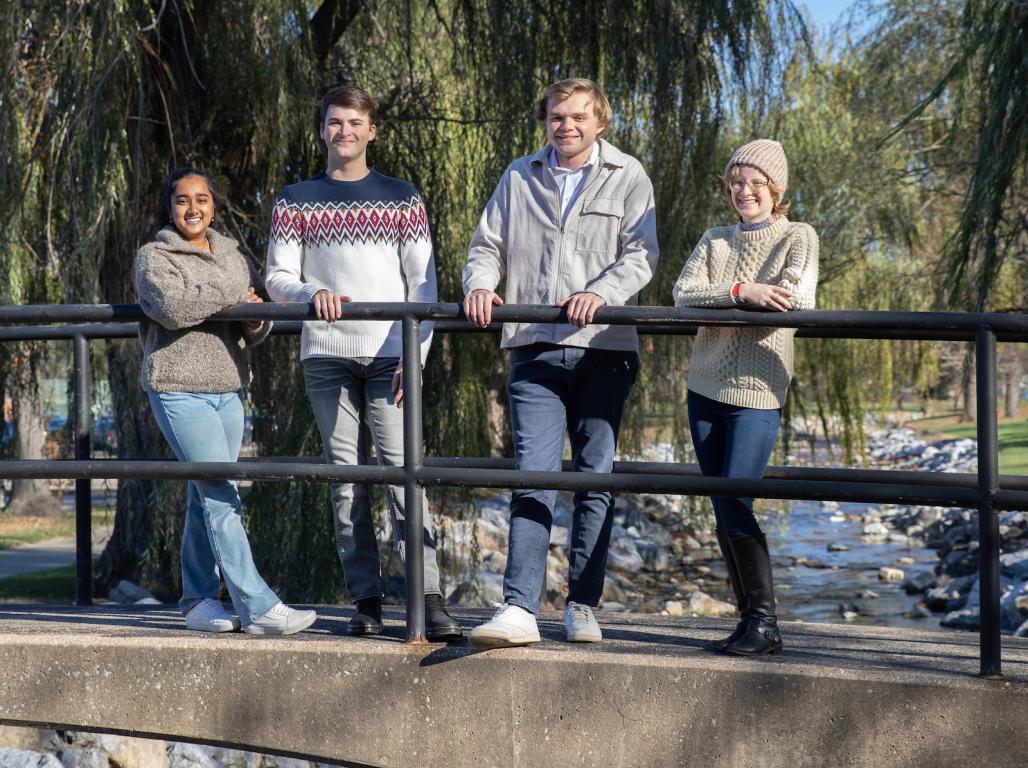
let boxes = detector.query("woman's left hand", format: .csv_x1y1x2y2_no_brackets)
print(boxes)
244,287,263,332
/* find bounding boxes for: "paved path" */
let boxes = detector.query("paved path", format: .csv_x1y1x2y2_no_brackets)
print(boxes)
0,525,112,580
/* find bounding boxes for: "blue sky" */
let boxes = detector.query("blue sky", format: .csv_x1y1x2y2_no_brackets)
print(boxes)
799,0,857,30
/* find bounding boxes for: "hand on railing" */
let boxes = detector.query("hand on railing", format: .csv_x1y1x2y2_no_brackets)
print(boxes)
243,288,264,332
558,291,607,327
737,283,793,312
312,289,353,322
463,289,504,327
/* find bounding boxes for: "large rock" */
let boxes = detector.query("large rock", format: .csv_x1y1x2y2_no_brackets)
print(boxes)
167,744,218,768
878,567,904,582
260,757,312,768
684,591,736,618
59,749,110,768
548,525,569,547
0,749,62,768
902,571,935,595
606,533,644,571
1000,548,1028,581
0,727,41,750
62,735,168,768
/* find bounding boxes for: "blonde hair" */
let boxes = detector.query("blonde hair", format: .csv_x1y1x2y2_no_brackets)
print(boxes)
533,78,612,128
722,164,791,217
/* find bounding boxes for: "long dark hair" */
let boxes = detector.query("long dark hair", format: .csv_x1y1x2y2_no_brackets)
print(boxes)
157,167,219,225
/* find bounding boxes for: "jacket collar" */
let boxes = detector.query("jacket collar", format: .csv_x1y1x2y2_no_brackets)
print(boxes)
154,225,239,258
529,138,627,169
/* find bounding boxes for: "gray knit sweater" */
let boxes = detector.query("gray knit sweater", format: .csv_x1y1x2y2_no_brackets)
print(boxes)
135,226,271,393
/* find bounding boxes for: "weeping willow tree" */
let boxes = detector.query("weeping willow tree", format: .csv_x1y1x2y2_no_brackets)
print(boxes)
1,0,806,600
874,0,1028,311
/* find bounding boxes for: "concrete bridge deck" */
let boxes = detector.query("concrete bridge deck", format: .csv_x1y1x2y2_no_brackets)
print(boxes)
0,604,1026,767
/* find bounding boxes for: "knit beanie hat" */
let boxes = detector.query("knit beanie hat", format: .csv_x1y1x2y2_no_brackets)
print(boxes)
724,139,788,196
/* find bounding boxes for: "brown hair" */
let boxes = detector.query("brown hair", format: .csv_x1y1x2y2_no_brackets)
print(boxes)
533,78,612,128
722,165,791,217
320,85,376,125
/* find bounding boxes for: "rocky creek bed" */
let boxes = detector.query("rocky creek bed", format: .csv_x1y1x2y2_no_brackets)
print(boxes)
436,426,1028,635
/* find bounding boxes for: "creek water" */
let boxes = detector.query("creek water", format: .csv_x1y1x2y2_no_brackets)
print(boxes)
764,499,940,629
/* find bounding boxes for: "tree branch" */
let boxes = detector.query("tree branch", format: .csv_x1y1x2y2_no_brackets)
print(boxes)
311,0,362,65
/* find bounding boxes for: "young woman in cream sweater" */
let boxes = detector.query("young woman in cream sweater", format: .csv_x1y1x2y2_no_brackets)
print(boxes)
673,140,819,655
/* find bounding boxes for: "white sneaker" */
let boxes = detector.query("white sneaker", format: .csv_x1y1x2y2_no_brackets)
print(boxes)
469,603,540,649
564,601,602,643
185,599,240,633
243,602,317,636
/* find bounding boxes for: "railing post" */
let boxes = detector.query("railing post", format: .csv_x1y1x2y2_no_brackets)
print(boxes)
402,315,426,643
72,333,93,606
975,326,1001,677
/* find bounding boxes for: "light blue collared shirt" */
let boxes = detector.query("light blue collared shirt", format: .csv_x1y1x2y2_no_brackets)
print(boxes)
549,143,600,221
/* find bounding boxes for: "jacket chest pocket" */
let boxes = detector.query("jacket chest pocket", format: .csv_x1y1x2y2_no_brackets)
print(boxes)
576,197,624,255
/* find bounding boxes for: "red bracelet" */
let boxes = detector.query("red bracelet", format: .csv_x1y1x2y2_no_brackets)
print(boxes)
731,282,742,303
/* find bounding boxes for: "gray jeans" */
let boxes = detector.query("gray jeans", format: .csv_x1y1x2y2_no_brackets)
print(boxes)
303,356,441,602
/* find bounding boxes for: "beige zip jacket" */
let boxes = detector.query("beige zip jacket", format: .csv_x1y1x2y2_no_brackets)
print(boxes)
463,139,660,352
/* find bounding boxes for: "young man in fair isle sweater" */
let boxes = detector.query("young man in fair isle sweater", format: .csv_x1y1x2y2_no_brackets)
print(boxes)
265,85,461,641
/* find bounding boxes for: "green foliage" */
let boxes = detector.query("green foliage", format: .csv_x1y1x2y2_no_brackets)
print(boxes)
873,0,1028,310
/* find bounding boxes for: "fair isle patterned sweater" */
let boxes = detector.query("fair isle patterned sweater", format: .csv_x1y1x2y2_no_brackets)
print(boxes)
265,170,436,364
672,217,819,409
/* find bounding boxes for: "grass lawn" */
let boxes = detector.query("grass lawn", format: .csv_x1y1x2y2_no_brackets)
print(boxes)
0,565,77,603
0,510,112,550
907,409,1028,476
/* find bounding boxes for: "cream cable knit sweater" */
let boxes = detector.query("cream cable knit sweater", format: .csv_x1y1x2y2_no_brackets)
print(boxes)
672,216,819,409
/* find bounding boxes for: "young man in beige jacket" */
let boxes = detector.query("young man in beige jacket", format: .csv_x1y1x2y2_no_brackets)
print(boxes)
463,78,660,647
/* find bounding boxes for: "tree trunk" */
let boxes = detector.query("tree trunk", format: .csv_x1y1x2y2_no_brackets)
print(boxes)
6,345,62,517
1004,354,1023,419
961,362,976,423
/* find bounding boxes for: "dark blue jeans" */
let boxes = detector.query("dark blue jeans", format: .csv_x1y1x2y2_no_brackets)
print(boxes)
687,390,782,539
504,343,638,613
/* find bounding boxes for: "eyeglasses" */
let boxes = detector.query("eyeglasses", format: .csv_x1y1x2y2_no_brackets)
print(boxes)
729,178,769,192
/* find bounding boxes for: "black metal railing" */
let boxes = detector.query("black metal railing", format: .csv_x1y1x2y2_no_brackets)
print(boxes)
1,302,1027,677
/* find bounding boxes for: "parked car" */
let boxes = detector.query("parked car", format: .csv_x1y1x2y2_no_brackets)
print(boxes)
92,415,117,452
47,415,68,434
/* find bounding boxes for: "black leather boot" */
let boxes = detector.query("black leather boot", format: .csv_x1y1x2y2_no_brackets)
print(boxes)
347,596,383,636
425,593,463,641
725,532,783,656
711,526,748,652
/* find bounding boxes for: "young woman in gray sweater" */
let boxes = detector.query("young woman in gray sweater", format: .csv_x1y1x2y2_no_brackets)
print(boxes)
673,140,819,655
135,167,315,635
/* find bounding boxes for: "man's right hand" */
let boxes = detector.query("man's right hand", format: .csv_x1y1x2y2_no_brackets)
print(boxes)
463,288,504,328
312,289,353,322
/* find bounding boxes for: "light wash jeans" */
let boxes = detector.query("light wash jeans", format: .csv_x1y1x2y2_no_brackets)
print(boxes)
504,343,638,613
303,356,441,602
149,390,280,625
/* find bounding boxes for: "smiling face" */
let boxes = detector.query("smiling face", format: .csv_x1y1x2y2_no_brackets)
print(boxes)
170,175,214,248
727,164,775,224
320,105,376,173
545,91,606,168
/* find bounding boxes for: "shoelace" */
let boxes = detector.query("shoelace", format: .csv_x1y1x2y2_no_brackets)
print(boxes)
569,603,593,622
490,602,513,620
